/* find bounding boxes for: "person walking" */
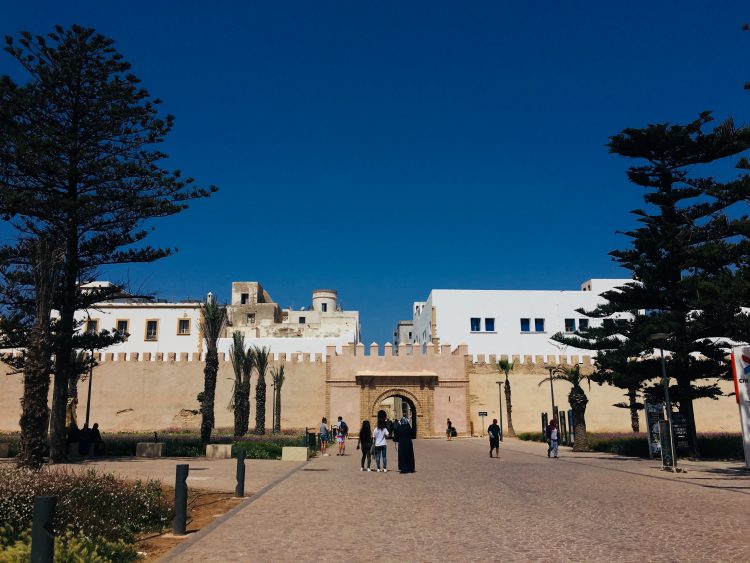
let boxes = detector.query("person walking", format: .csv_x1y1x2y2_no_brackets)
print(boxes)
336,416,349,456
394,417,416,473
488,418,501,458
446,418,453,441
356,420,373,471
546,419,559,458
319,417,330,456
373,418,389,472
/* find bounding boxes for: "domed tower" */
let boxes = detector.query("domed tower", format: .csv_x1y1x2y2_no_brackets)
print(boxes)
312,289,337,313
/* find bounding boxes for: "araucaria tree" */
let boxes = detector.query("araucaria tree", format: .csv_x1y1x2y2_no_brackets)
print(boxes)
496,359,516,437
271,364,285,433
253,346,271,435
200,298,227,445
601,114,750,456
540,365,591,452
0,26,216,461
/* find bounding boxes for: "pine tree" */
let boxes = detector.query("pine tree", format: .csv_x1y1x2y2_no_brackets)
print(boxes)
0,26,216,461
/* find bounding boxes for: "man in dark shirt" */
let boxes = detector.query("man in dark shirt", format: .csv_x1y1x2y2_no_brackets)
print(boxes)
488,418,501,458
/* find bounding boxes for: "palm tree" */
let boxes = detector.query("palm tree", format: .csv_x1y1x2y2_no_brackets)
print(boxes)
539,364,591,452
199,297,227,445
228,331,246,437
253,346,271,435
496,359,516,437
240,347,255,436
271,364,285,433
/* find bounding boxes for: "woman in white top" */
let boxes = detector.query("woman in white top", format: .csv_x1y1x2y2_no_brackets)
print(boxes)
372,419,390,472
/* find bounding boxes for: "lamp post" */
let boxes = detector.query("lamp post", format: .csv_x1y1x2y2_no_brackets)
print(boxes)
650,333,677,470
495,381,504,441
84,348,94,428
543,364,559,420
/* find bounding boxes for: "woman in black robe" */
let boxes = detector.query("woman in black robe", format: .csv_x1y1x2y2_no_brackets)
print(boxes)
394,417,415,473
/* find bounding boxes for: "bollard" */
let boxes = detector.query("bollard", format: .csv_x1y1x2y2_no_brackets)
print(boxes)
173,464,189,535
31,495,56,563
235,449,246,498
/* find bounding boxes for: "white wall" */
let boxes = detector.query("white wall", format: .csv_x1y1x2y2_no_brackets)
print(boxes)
217,333,355,359
413,279,631,358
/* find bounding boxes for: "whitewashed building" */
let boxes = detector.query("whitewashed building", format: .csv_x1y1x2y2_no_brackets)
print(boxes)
411,278,631,359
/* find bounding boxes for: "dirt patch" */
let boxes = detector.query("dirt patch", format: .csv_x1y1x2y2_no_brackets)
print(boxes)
135,486,244,561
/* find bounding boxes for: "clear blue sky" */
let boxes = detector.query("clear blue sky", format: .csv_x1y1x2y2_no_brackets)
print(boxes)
2,1,749,344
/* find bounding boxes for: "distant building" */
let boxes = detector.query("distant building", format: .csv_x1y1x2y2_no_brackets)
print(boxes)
410,278,632,358
393,320,414,347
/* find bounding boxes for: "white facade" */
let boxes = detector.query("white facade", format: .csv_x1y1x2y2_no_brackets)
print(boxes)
411,278,632,359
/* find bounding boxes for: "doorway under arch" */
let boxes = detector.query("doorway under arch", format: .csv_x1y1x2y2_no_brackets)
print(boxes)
375,393,417,438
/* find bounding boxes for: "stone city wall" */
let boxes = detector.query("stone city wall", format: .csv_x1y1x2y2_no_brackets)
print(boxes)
467,355,739,435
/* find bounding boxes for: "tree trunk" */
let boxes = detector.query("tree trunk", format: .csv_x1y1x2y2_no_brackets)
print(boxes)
233,378,242,437
569,386,589,452
504,378,516,437
628,387,640,433
19,324,53,468
255,376,266,435
241,378,251,436
677,376,700,458
273,385,282,433
201,349,218,445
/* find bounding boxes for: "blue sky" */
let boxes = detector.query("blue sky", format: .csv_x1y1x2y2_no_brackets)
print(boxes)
2,1,749,344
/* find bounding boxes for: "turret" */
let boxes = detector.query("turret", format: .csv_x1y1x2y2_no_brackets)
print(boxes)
312,289,337,313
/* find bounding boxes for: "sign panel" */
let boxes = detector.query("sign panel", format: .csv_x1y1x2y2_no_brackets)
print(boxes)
671,413,690,452
645,402,664,458
478,411,488,417
731,347,750,469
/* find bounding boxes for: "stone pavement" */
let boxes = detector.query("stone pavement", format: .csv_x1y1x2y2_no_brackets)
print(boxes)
159,438,750,562
57,456,303,493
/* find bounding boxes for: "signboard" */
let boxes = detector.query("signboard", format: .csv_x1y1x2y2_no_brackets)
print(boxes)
645,402,664,458
478,411,488,417
731,347,750,469
671,413,690,452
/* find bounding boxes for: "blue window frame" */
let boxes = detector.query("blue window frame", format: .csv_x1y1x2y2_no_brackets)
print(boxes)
520,318,530,332
565,318,576,333
470,317,481,332
485,318,495,332
535,318,545,332
579,318,589,330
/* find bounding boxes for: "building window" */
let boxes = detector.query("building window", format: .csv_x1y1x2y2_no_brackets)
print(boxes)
470,317,481,332
579,318,589,330
247,313,255,324
178,319,190,335
116,319,129,337
86,319,98,334
145,320,159,341
485,318,495,332
322,303,327,312
534,318,545,332
520,318,530,332
240,293,249,305
299,317,306,324
565,318,576,333
408,331,412,339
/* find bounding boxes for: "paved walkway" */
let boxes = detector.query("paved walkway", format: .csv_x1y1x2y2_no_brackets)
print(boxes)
160,438,750,562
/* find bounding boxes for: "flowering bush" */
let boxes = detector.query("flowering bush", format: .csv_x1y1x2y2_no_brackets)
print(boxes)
0,466,171,543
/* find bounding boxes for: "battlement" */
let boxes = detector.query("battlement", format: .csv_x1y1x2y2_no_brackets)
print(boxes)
328,342,469,358
470,353,592,367
1,350,325,364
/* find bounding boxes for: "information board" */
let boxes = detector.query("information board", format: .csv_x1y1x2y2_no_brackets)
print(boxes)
671,413,690,452
644,402,663,457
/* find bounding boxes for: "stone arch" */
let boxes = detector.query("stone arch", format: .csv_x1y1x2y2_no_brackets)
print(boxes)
369,387,423,418
366,386,432,438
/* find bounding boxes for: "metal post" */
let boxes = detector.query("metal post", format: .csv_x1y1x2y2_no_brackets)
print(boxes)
173,464,189,535
659,347,677,469
235,450,246,498
31,495,56,563
549,370,556,415
496,381,504,441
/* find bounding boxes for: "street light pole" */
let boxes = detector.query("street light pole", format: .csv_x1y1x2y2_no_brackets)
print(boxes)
495,381,504,441
84,348,94,428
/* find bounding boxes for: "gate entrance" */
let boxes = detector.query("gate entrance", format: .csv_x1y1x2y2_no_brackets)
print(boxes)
377,395,417,438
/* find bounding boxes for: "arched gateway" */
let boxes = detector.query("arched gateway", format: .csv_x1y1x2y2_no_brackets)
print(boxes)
325,342,470,438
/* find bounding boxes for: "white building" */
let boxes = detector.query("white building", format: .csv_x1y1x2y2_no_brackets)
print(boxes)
74,282,360,359
411,278,632,359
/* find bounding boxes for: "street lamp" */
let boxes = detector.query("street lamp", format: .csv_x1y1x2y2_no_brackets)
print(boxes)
495,381,504,441
650,333,677,469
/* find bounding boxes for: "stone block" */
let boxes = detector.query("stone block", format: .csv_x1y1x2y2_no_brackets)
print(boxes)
136,442,164,457
281,446,308,462
0,443,9,457
206,444,233,459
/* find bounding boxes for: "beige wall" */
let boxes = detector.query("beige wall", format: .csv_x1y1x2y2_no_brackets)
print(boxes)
468,359,741,434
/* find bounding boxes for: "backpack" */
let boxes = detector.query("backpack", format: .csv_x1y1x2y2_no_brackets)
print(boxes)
340,421,348,434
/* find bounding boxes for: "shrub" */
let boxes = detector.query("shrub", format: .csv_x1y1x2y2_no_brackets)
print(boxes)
0,466,171,543
0,527,138,563
232,442,282,460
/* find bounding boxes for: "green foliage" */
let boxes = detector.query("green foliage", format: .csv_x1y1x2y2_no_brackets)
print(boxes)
0,527,138,563
231,442,283,460
254,346,271,435
0,466,170,543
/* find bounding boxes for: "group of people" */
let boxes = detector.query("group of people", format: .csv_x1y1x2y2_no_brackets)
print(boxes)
67,421,105,456
319,415,416,473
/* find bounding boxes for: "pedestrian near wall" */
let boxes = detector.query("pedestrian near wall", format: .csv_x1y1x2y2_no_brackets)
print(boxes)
320,417,330,456
356,420,373,471
373,419,390,472
394,417,416,473
336,416,348,456
546,419,559,459
446,418,453,441
488,418,501,458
